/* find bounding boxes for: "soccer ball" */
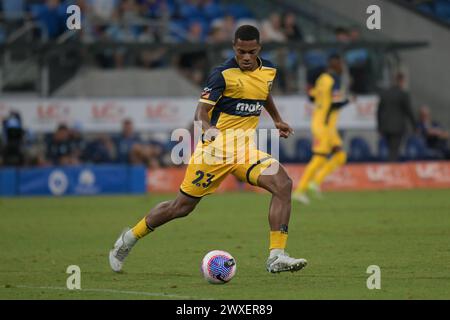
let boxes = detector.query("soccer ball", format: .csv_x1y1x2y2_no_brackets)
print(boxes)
201,250,237,284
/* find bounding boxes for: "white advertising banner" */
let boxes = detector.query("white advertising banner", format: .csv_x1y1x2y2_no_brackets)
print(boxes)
0,96,378,133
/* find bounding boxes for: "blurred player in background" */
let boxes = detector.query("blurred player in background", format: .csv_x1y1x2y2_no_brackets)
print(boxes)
293,54,350,204
109,25,307,275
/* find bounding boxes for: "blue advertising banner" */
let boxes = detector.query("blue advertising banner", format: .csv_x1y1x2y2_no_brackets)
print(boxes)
0,165,146,196
0,168,16,196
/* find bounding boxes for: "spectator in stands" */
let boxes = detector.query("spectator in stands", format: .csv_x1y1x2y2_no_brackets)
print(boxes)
177,20,208,85
211,14,236,40
86,0,120,23
81,0,118,43
282,12,303,42
345,28,371,94
377,73,416,162
261,12,286,43
130,140,163,168
0,0,25,22
70,123,86,161
303,49,327,93
334,27,351,43
417,105,450,159
114,118,162,167
179,0,203,21
47,123,81,166
279,12,303,93
186,20,205,42
1,111,25,166
83,134,116,164
139,0,172,20
207,24,227,43
115,118,141,163
261,13,287,91
37,0,66,39
138,44,167,68
201,0,223,22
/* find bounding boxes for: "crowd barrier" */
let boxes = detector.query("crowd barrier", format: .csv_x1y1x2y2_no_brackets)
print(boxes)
147,161,450,193
0,165,146,196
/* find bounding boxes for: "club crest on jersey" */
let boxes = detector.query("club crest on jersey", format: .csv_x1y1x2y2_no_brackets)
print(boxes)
201,87,212,99
267,80,273,92
235,101,264,116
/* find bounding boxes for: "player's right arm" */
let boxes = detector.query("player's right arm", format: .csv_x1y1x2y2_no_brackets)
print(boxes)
195,68,226,142
195,102,218,142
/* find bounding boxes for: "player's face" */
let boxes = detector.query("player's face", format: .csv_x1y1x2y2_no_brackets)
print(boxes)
330,58,344,74
233,39,261,71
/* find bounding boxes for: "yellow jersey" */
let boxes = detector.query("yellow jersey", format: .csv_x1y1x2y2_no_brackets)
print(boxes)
310,72,348,130
199,57,276,132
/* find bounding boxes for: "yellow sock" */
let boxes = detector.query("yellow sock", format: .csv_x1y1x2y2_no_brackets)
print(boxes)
269,231,288,250
295,155,327,193
131,217,153,239
313,151,347,185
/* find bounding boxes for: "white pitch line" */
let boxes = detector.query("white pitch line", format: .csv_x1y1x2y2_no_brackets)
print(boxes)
15,285,210,300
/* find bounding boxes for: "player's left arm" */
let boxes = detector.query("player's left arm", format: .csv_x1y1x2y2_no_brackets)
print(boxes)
331,99,350,109
331,90,350,109
265,94,294,139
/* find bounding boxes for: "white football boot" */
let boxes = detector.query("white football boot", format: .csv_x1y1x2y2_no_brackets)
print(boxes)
308,182,324,199
109,228,133,272
292,191,310,205
266,251,307,273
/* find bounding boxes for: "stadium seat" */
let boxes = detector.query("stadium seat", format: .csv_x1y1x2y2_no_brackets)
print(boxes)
404,136,428,160
349,137,373,162
377,137,389,162
434,0,450,19
417,3,434,15
29,4,45,18
179,2,204,21
404,135,445,161
224,4,253,19
263,138,291,163
203,0,224,21
294,138,312,163
276,144,289,163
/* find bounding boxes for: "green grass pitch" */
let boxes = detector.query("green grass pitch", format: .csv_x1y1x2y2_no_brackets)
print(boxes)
1,189,449,300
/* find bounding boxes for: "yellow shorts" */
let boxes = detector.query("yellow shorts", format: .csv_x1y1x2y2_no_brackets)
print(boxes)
312,126,343,155
180,142,277,198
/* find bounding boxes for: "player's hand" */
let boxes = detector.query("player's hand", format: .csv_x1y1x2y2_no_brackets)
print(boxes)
275,121,294,139
202,126,219,143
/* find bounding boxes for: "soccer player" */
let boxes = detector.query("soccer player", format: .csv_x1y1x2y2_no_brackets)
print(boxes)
293,54,349,204
109,25,307,274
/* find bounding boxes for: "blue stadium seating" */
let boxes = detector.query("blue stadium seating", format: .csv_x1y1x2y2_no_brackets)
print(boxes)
378,137,389,162
405,136,428,160
263,138,294,163
349,137,373,162
411,0,450,22
405,135,445,160
278,143,292,163
434,0,450,19
224,3,253,19
294,138,313,163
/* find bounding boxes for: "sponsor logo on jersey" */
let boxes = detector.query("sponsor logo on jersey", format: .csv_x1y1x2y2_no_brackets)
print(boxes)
201,87,212,99
235,101,264,116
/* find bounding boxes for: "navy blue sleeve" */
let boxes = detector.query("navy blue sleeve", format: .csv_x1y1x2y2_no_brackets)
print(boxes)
199,68,226,105
331,74,349,109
